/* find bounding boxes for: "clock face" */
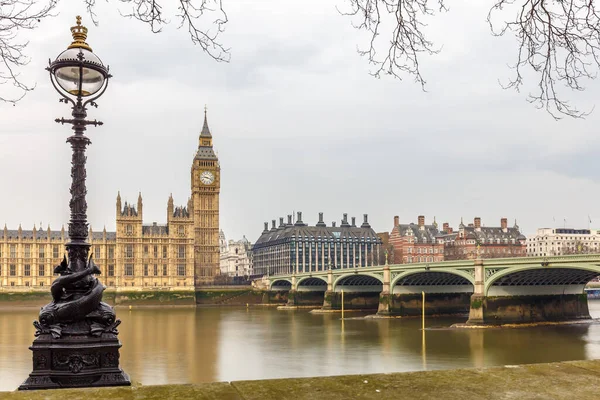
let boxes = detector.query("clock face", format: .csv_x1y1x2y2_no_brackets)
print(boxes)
200,171,215,185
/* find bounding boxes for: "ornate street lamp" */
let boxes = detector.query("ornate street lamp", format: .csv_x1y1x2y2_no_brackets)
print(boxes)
19,16,130,390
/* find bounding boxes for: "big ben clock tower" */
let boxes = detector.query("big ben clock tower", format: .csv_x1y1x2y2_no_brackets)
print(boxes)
191,108,220,285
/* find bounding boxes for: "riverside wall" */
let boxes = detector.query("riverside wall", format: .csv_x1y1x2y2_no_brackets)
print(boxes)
3,359,600,399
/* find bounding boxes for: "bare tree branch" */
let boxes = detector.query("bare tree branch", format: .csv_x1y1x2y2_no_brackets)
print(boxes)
339,0,447,88
0,0,58,104
488,0,600,119
116,0,230,62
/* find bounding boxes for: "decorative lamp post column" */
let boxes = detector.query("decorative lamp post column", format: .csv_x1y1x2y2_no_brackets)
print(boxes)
19,16,130,390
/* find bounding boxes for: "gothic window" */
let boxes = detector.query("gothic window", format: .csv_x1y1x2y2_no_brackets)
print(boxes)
95,246,100,259
9,245,15,258
126,245,134,258
24,264,30,276
24,245,30,258
108,265,115,276
178,245,186,258
53,245,59,259
178,226,185,236
144,264,149,276
177,264,186,276
108,246,115,259
163,264,168,276
38,265,45,276
38,246,45,259
154,264,158,276
124,264,134,276
153,246,158,258
126,225,133,235
144,246,148,256
162,246,167,258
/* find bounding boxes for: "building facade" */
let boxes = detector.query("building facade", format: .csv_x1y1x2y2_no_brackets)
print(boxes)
444,217,527,260
388,215,447,264
253,212,382,277
219,231,253,277
526,228,600,257
388,215,526,264
1,112,220,290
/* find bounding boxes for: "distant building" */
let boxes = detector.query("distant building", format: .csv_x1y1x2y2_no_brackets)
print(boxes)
219,231,253,277
526,228,600,257
252,212,382,277
388,216,446,264
444,217,526,260
388,215,526,263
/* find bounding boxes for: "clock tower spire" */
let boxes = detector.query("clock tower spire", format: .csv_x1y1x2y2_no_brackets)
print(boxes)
199,105,213,147
191,106,221,286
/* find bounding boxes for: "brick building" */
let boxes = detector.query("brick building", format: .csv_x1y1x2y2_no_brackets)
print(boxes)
388,216,448,264
444,217,527,260
388,215,526,264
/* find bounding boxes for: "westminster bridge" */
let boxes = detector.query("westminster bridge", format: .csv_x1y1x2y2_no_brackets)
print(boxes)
266,254,600,324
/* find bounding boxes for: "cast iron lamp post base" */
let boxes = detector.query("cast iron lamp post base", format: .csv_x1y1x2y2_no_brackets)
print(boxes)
19,330,130,390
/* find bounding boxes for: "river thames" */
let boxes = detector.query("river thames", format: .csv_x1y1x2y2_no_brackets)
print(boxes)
2,302,600,391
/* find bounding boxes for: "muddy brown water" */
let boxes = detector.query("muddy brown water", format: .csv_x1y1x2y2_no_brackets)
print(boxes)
3,301,600,391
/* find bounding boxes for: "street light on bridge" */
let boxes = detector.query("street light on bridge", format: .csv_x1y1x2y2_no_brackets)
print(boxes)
19,16,130,390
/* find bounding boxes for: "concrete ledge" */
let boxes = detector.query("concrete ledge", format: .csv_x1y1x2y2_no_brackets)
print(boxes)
4,359,600,399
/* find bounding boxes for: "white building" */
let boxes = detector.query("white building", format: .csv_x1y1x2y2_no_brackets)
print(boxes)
526,228,600,257
219,231,253,277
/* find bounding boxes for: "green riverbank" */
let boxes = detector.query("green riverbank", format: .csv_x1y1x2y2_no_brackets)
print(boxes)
2,359,600,399
0,288,288,307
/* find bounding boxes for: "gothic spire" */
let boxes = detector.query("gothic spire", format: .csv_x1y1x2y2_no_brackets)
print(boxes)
200,105,212,139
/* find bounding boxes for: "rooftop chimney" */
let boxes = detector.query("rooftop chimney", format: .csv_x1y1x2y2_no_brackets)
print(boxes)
271,220,276,230
418,215,425,229
448,227,454,234
341,213,350,227
501,218,508,231
287,215,293,225
351,217,356,227
394,215,399,226
294,211,306,226
263,222,269,233
474,217,481,230
332,221,336,227
443,222,449,233
279,217,284,228
316,212,326,227
361,214,371,228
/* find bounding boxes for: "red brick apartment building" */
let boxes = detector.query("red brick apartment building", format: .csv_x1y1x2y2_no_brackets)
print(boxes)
387,216,527,264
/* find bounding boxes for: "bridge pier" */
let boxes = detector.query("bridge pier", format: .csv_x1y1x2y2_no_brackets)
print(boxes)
377,292,471,317
377,265,393,316
466,294,590,325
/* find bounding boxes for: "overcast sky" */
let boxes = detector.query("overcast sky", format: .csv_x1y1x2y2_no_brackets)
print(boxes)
1,0,600,241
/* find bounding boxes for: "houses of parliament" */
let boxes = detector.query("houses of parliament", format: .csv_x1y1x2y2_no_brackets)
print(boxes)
0,112,221,290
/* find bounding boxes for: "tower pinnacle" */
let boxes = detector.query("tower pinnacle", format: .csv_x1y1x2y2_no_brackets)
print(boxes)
200,107,212,140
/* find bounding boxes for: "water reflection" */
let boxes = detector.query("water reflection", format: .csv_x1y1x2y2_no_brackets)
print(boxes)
1,301,600,391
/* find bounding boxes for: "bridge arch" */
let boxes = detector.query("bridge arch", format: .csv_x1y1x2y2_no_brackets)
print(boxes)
296,276,327,291
391,269,475,294
484,264,600,296
270,279,292,291
333,273,383,292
